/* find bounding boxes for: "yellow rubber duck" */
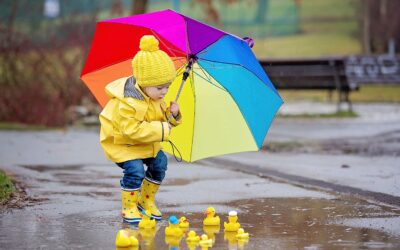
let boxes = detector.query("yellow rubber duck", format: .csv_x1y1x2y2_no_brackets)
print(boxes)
224,210,241,232
186,230,200,243
138,210,156,229
165,216,183,237
236,228,249,239
115,229,139,247
165,235,182,249
179,216,190,228
203,207,220,226
199,234,213,247
116,246,138,250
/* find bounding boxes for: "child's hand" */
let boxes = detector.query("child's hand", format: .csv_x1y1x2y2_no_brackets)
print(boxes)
170,101,180,118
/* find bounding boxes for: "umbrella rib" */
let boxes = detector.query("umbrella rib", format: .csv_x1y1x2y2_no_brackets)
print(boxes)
152,33,185,56
196,58,237,70
150,30,187,65
193,66,227,92
172,57,184,62
197,58,236,66
184,17,191,56
195,35,228,58
82,56,185,79
81,55,137,76
192,70,227,92
175,62,186,74
190,67,195,162
190,66,196,97
195,64,214,84
83,45,185,77
176,65,186,76
197,58,281,97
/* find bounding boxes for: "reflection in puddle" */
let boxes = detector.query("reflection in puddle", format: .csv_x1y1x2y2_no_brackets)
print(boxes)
164,178,193,186
110,198,400,249
203,225,220,244
20,164,84,172
115,229,139,249
165,235,183,249
1,184,399,250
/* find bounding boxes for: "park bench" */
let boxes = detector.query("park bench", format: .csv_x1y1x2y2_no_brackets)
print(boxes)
260,55,400,112
260,57,354,112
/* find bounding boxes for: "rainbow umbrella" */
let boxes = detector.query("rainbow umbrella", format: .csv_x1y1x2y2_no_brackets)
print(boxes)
81,9,283,162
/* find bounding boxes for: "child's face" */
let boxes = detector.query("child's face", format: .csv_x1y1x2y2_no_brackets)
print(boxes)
143,83,171,100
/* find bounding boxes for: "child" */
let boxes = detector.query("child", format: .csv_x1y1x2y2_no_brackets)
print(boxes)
99,35,182,223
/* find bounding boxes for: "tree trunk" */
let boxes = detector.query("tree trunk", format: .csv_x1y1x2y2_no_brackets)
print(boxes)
362,0,371,54
360,0,400,54
132,0,148,15
254,0,269,23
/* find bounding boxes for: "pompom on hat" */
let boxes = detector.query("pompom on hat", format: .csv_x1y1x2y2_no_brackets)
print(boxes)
132,35,176,87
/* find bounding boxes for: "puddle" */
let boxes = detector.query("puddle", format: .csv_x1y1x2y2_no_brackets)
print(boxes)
62,181,116,188
20,164,84,172
39,191,114,198
3,162,400,249
163,178,194,186
1,197,399,249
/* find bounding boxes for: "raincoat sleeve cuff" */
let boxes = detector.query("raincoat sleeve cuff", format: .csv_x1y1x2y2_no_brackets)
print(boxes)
168,110,182,127
161,122,170,141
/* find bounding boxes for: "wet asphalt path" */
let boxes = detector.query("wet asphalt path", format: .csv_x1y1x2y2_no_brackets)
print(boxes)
203,157,400,207
1,129,400,249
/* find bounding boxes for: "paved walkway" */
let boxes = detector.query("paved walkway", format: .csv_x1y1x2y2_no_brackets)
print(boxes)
1,102,400,249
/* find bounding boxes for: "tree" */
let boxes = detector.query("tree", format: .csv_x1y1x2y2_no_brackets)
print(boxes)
361,0,400,54
255,0,269,23
111,0,123,16
0,0,98,126
132,0,148,15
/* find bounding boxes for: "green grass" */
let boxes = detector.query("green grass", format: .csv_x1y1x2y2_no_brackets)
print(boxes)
255,0,360,58
0,122,50,130
255,33,361,58
0,170,15,202
299,0,358,19
301,19,357,34
350,85,400,103
280,85,400,103
279,111,358,119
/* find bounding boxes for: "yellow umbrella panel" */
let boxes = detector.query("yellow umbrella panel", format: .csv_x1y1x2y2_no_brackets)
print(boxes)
162,63,258,162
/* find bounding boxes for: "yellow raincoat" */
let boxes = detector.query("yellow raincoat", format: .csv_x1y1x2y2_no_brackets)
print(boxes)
99,76,181,163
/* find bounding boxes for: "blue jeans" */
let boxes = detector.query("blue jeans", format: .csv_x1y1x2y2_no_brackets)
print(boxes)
117,151,168,189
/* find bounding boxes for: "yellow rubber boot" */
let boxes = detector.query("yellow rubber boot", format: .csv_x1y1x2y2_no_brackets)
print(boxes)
121,189,142,224
137,177,162,220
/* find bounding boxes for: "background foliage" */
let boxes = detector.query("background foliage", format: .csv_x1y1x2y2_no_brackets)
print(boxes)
0,0,397,126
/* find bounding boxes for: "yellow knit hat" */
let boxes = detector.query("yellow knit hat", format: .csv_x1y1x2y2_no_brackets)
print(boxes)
132,35,176,87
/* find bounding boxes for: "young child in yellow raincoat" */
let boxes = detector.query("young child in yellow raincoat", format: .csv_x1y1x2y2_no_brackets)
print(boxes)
99,35,181,224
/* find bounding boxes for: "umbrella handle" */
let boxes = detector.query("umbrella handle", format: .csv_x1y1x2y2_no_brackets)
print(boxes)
166,57,194,163
174,57,195,102
168,57,195,123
